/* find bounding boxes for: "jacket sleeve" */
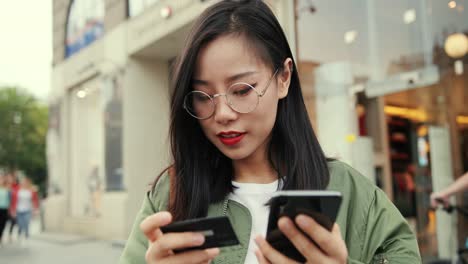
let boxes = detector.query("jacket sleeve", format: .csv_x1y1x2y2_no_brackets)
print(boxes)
119,174,170,264
349,188,421,264
9,189,18,215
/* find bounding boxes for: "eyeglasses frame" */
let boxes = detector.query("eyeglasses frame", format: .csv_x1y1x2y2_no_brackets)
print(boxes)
183,68,279,120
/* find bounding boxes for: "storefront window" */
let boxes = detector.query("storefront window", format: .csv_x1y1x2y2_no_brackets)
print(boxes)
102,74,124,191
69,82,104,217
68,70,125,218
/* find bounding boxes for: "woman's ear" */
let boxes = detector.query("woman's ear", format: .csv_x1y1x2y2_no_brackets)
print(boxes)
277,58,293,99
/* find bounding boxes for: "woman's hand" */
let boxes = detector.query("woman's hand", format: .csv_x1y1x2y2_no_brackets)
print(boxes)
430,192,450,208
255,215,348,264
140,211,220,264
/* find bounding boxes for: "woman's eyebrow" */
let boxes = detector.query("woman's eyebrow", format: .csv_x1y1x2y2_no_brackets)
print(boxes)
226,71,257,83
192,79,209,86
192,71,258,86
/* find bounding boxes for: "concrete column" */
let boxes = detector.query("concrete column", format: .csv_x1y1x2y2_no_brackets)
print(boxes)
123,57,171,236
429,126,458,259
314,61,376,182
314,62,357,164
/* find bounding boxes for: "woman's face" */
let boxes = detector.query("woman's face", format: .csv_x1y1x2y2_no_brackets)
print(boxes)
193,34,290,161
20,178,30,188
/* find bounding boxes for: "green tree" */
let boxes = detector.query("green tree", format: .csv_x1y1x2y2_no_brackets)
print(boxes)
0,86,48,197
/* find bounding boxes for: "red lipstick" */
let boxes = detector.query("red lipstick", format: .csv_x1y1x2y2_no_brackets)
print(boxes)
217,131,246,146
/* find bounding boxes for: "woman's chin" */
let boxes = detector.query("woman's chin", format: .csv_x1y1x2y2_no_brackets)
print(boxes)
218,147,251,161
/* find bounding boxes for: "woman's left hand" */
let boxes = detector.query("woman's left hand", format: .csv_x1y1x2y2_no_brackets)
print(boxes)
255,214,348,264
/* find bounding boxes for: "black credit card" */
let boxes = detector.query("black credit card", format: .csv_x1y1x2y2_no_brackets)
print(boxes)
160,216,239,251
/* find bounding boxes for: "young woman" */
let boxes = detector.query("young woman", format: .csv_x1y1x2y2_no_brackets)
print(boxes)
5,172,19,242
10,177,39,244
120,1,421,263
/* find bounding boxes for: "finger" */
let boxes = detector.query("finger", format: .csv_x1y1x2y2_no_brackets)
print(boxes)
255,249,271,264
157,232,206,251
277,217,327,263
330,224,348,261
254,235,297,264
140,211,172,242
161,248,220,264
152,232,206,258
295,215,347,259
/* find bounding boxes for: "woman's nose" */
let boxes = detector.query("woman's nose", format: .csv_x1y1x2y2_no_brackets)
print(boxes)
213,95,238,124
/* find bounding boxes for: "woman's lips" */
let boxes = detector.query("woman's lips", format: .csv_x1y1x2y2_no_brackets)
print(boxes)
217,131,246,146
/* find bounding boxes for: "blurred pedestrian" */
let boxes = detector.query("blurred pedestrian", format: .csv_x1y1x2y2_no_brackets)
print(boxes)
10,176,39,246
0,175,11,246
5,171,19,242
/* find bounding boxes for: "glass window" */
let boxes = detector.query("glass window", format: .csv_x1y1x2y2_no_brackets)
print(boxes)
65,0,105,58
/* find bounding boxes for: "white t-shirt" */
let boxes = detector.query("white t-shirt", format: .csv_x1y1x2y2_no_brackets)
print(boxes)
16,189,33,213
228,180,280,264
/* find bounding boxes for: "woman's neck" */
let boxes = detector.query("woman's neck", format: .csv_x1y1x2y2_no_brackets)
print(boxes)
232,152,277,184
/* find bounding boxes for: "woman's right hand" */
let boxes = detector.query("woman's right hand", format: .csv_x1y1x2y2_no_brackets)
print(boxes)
140,211,220,264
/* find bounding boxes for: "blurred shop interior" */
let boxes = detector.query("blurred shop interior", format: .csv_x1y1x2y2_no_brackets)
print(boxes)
294,0,468,260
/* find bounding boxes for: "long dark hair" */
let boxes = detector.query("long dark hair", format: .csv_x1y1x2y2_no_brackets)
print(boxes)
165,0,330,221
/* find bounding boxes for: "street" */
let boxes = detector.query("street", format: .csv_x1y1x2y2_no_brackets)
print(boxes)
0,219,123,264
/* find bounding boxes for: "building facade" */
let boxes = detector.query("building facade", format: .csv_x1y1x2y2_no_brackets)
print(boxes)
45,0,295,240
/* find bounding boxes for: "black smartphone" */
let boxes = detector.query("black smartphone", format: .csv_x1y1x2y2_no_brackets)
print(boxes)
266,190,342,262
160,216,239,252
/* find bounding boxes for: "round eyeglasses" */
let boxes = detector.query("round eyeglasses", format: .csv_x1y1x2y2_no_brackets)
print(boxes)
183,69,279,120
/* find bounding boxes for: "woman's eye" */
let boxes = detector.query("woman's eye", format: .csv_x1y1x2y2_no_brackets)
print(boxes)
193,94,210,102
231,84,255,97
235,88,251,96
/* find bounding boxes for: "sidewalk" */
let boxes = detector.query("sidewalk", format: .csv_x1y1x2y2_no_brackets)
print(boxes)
0,219,123,264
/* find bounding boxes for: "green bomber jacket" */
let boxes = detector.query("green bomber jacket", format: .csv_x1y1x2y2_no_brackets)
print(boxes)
119,161,421,264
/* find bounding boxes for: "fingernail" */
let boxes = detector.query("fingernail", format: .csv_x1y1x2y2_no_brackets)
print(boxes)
159,211,172,221
193,234,205,244
206,248,220,256
296,215,309,227
278,217,291,228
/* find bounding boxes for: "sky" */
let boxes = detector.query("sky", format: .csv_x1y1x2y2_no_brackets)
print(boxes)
0,0,52,101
